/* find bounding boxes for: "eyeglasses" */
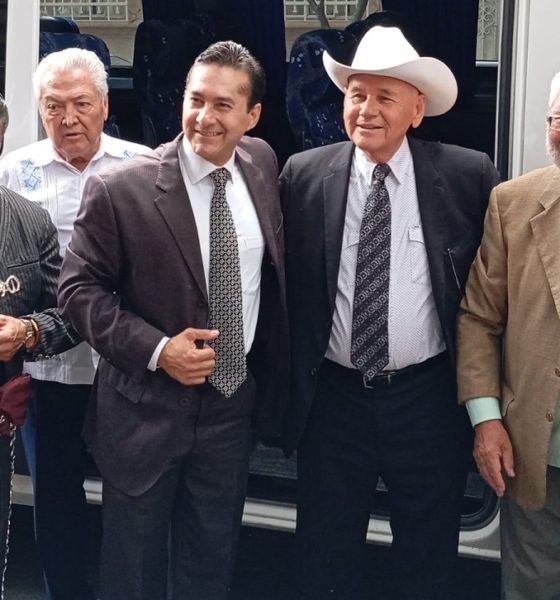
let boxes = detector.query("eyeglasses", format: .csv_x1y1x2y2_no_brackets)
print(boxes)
547,114,560,131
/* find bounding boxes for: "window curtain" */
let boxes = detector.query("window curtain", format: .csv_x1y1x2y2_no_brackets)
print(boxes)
382,0,479,105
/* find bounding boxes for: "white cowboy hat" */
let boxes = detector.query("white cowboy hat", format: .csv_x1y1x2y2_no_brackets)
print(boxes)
323,26,457,116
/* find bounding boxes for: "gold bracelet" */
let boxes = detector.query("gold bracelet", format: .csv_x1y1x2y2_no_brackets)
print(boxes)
20,318,39,350
28,318,40,349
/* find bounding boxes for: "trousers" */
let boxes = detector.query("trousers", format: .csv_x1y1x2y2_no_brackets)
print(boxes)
296,355,469,600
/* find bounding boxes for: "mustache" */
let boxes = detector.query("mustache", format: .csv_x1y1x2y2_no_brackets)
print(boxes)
546,133,560,167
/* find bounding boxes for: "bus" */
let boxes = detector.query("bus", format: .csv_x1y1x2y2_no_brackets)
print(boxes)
1,0,557,564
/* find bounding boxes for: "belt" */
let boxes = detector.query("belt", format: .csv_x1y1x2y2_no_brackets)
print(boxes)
321,352,448,390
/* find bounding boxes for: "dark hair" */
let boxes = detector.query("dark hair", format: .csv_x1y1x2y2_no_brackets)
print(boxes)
187,41,266,108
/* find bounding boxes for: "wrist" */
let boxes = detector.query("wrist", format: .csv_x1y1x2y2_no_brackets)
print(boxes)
19,318,39,350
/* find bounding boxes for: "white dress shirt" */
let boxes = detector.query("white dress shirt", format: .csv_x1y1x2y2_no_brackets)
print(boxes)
326,138,445,370
0,133,150,384
149,138,265,371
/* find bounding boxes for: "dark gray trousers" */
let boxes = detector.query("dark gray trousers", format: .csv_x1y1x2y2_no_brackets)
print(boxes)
501,466,560,600
99,377,256,600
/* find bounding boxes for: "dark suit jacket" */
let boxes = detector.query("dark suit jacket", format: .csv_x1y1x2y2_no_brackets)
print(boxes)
0,186,77,385
59,135,289,496
280,136,500,454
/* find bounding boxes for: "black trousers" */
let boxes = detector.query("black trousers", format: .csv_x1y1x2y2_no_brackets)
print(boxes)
99,376,256,600
296,355,469,600
0,433,13,595
21,380,96,600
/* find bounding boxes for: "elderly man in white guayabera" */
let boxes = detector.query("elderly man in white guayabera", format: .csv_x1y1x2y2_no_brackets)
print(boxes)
0,48,150,600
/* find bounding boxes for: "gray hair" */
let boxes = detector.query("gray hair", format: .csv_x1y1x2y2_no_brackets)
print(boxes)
549,72,560,109
33,48,108,102
0,94,8,129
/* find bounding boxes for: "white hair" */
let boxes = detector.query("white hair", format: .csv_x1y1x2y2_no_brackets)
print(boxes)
549,72,560,109
0,94,8,129
33,48,108,102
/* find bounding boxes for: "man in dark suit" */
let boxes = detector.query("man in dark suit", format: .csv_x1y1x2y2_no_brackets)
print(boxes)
280,26,500,600
0,93,79,593
59,41,288,600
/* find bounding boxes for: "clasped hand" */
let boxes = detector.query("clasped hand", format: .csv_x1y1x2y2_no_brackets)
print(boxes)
157,327,218,385
0,315,25,361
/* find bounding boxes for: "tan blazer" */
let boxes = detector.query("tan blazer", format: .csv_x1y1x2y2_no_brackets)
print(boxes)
457,165,560,510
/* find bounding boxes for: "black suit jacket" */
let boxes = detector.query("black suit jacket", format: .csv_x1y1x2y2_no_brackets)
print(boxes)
0,186,77,384
59,136,289,496
280,136,500,454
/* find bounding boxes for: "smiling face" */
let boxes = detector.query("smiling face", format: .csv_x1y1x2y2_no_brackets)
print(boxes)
343,73,425,163
39,67,108,171
182,64,261,166
547,93,560,166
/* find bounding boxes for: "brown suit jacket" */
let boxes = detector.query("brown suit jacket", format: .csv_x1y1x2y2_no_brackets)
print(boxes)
457,165,560,510
58,135,289,496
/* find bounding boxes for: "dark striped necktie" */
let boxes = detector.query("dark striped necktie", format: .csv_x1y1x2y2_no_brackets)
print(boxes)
351,163,391,382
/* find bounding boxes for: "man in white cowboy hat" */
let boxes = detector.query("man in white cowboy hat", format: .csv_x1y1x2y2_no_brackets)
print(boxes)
280,26,500,599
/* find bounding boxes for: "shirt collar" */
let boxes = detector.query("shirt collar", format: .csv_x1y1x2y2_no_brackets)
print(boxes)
180,137,236,185
31,133,127,169
354,137,412,186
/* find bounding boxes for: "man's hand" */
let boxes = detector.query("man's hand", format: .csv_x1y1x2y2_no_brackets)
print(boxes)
0,315,26,361
157,327,218,385
473,419,515,496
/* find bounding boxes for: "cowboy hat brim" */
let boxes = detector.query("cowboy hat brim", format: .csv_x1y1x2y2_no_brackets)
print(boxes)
323,51,458,117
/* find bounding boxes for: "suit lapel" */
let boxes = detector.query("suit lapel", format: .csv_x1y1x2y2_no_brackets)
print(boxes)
324,143,354,311
409,137,448,319
235,144,279,265
153,139,208,301
530,168,560,319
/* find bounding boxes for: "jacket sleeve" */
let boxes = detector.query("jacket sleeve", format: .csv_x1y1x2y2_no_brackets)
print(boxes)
58,174,165,380
457,185,507,402
20,206,81,359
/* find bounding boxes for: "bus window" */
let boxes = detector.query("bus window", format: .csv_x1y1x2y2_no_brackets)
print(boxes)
34,1,503,160
6,0,558,564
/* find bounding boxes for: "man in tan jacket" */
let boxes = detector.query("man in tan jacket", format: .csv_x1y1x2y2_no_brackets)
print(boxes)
457,72,560,599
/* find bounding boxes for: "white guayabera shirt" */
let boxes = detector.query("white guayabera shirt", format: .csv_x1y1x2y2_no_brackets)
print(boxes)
0,133,150,385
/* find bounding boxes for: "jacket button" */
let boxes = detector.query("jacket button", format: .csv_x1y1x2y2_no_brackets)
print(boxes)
310,367,317,376
546,411,554,422
555,368,560,377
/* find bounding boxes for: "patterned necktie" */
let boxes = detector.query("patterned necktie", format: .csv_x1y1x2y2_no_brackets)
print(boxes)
207,168,247,397
351,163,391,381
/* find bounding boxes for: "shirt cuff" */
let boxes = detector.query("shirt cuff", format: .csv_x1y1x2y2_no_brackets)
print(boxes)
465,396,502,428
147,337,169,371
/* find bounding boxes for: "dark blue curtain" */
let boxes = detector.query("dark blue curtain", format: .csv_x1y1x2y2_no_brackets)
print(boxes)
382,0,479,105
221,0,286,103
141,0,194,20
